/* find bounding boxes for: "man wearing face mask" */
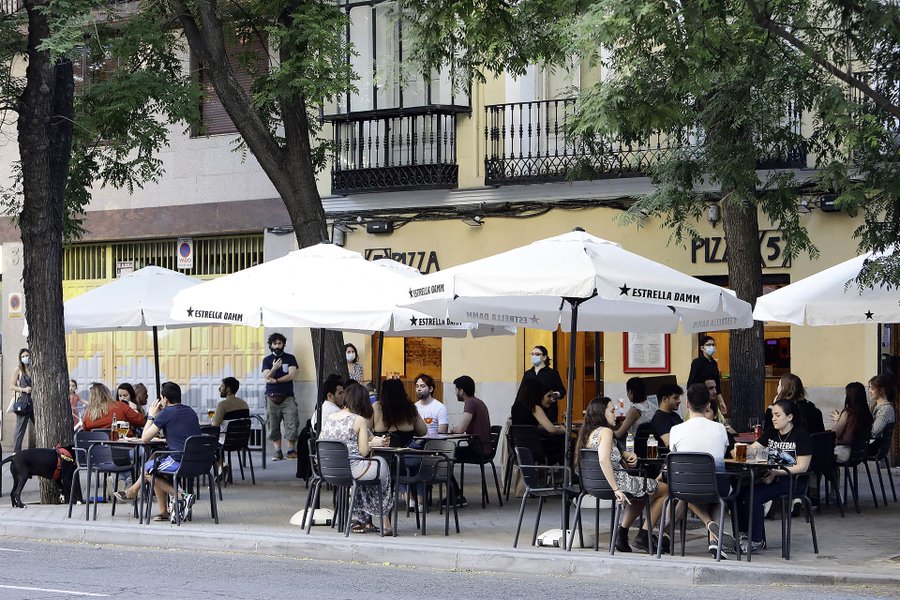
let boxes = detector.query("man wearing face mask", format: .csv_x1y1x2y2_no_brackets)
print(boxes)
687,335,728,418
262,332,299,460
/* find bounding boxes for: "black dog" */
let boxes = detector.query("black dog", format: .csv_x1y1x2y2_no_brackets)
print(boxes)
1,447,83,508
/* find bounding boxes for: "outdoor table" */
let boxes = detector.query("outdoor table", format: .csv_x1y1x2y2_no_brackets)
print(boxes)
724,459,795,561
102,437,167,524
413,433,474,442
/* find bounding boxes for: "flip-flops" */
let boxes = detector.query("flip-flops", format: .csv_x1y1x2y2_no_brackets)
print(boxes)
152,513,171,522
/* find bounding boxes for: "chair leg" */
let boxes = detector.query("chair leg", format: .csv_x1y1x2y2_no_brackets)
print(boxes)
655,497,670,558
830,467,845,517
713,501,727,562
531,496,545,547
885,458,898,502
609,502,621,555
209,469,219,524
345,486,359,537
567,495,584,551
480,464,488,508
305,480,322,535
513,493,528,548
863,461,879,508
67,468,81,519
490,462,503,507
247,448,256,485
238,449,246,481
111,473,120,516
804,497,818,554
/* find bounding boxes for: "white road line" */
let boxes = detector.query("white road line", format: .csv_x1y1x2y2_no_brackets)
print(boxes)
0,548,26,552
0,584,108,597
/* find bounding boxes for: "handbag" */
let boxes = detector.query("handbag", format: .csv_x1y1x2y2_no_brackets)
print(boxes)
267,393,287,405
13,394,32,415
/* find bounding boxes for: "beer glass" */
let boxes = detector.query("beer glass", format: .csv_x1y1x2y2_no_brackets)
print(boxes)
734,443,747,462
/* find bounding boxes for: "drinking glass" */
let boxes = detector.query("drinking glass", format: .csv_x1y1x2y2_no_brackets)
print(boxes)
207,409,216,420
734,443,747,463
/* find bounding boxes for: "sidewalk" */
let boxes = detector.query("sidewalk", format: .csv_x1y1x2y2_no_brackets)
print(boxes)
1,455,898,587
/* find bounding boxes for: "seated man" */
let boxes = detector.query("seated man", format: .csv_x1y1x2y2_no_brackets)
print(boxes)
312,374,344,429
649,383,684,448
211,377,250,426
668,383,735,558
114,381,201,522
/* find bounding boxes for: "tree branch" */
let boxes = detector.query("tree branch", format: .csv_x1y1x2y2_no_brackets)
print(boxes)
744,0,900,120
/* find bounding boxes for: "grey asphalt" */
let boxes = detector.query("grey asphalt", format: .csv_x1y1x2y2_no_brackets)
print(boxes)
0,452,898,589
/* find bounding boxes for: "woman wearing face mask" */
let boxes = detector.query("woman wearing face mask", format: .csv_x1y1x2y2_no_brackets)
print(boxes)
9,349,34,453
687,335,728,418
521,345,566,423
344,343,364,383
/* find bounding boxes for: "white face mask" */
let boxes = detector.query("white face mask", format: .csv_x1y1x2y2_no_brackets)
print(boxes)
703,345,716,356
531,355,543,367
21,356,30,366
346,352,356,362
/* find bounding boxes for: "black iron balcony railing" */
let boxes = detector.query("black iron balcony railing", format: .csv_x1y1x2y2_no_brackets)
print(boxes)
324,105,469,194
484,98,807,186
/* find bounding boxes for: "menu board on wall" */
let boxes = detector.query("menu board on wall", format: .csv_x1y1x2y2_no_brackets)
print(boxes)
623,333,670,373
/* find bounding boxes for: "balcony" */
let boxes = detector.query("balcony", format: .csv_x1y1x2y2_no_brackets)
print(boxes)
484,98,807,186
324,105,469,194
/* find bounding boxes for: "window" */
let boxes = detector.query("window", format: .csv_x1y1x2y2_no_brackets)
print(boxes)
195,36,268,136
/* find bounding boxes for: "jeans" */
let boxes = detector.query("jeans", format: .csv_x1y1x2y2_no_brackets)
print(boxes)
739,475,792,543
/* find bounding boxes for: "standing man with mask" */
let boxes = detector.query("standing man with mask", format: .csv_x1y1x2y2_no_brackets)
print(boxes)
262,332,299,460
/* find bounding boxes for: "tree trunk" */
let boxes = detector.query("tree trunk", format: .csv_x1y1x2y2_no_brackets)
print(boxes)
18,2,76,503
721,195,765,432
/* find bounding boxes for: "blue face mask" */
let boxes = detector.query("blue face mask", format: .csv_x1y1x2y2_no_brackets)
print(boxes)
703,345,716,356
531,355,543,367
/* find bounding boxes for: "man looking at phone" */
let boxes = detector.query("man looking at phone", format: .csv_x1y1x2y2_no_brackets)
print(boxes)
262,332,299,460
113,381,201,522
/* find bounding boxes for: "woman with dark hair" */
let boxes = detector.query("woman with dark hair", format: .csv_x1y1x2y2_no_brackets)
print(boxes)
576,396,670,553
762,373,824,433
869,374,897,440
83,382,147,434
511,378,566,465
687,335,727,417
521,345,566,422
740,399,812,553
372,379,426,440
320,382,393,534
344,343,364,383
117,383,145,417
831,382,875,463
614,377,655,438
9,349,34,453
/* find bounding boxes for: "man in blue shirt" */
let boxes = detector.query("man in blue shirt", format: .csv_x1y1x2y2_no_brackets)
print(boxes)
262,332,299,461
114,381,200,522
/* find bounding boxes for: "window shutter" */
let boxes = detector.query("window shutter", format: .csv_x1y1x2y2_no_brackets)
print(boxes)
198,36,268,136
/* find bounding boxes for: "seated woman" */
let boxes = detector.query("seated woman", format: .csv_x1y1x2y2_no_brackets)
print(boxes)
511,378,566,465
82,382,146,435
372,379,427,446
739,399,812,554
320,382,393,534
117,383,145,418
614,377,656,439
576,396,670,553
831,382,874,463
869,374,897,447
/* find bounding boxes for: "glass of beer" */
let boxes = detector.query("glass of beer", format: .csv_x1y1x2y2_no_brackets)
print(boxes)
116,421,129,441
646,444,658,459
207,409,215,420
734,443,747,462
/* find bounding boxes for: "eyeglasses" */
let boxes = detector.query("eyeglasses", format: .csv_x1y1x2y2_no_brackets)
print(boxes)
530,352,543,356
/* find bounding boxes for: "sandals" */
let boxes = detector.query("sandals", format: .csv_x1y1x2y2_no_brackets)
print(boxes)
350,522,378,534
152,513,171,522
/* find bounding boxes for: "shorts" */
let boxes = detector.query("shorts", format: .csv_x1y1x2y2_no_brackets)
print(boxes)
145,456,181,475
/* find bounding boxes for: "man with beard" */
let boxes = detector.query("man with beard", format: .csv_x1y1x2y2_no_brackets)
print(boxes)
414,373,448,435
262,332,299,460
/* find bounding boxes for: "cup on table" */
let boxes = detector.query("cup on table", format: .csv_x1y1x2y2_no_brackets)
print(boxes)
207,409,215,420
734,443,747,463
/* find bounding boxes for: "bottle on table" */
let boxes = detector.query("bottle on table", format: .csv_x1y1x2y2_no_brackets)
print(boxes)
646,434,658,459
625,432,635,454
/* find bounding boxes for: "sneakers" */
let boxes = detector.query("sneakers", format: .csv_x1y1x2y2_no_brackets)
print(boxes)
706,520,737,552
452,495,468,508
286,450,298,460
614,526,632,553
633,529,670,553
183,493,196,520
708,542,730,560
739,537,766,553
272,450,284,461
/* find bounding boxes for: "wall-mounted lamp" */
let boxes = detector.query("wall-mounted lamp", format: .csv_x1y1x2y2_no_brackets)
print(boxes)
706,203,720,227
462,215,484,227
819,193,841,213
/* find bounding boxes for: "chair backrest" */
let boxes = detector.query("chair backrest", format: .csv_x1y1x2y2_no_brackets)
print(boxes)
307,437,321,478
200,425,221,437
221,418,252,451
809,431,837,473
316,439,355,487
665,452,722,504
222,408,251,421
514,446,551,491
423,439,458,481
176,435,219,478
634,422,654,458
870,421,895,461
75,430,111,467
484,425,503,461
577,448,616,499
508,425,545,463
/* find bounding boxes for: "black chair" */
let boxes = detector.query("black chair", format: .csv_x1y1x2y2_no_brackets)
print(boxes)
656,452,741,562
146,435,220,525
458,425,504,508
809,431,844,517
505,424,548,500
301,437,323,532
839,432,878,513
775,472,818,560
308,440,386,537
395,448,458,536
567,448,623,553
220,418,255,486
68,430,135,521
422,439,462,534
865,422,897,505
512,446,576,548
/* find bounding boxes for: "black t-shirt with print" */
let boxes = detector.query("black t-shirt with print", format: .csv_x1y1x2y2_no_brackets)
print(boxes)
758,425,812,462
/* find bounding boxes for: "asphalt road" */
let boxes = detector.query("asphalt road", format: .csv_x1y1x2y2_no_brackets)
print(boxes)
0,538,895,599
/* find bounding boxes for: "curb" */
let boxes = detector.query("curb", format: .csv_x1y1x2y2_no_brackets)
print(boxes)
1,518,898,587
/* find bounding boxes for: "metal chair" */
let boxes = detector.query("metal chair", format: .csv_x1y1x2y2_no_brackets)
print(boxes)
504,424,547,500
838,432,878,513
656,452,741,562
809,431,844,516
146,435,220,525
68,430,135,521
864,422,896,505
422,439,462,534
220,418,255,485
775,472,818,560
567,448,623,553
512,446,575,549
458,425,504,508
308,440,386,537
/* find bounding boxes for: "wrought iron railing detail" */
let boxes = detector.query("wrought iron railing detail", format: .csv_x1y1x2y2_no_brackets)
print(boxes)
326,106,466,194
484,98,807,186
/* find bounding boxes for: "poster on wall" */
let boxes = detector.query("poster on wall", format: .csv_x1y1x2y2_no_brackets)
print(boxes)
7,292,23,318
623,332,670,373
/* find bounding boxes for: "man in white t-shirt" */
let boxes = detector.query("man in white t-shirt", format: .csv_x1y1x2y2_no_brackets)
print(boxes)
668,383,734,558
414,373,448,435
